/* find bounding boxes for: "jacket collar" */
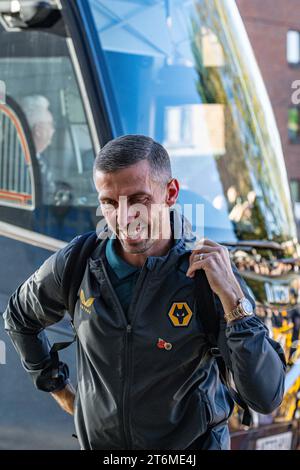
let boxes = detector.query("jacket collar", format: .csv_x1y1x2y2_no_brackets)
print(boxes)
105,237,141,280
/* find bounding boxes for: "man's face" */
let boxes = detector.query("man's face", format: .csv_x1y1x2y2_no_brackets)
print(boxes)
33,109,55,154
94,160,176,254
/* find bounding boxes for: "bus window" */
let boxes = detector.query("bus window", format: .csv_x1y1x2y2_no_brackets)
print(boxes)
0,27,98,239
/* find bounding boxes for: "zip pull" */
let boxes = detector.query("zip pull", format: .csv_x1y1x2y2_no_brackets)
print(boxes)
126,324,132,334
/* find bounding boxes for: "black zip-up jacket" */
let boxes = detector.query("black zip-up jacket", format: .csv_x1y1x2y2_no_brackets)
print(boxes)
3,209,286,449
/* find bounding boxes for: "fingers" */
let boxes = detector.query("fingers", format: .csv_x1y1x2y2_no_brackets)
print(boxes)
190,252,210,264
189,245,219,263
187,238,230,279
193,238,221,249
190,246,223,265
186,253,217,278
190,239,222,257
189,239,228,263
50,383,76,415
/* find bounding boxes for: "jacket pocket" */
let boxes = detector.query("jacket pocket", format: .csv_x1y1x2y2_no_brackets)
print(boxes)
201,384,233,428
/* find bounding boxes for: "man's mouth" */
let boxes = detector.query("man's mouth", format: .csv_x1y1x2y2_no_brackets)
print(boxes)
119,223,148,241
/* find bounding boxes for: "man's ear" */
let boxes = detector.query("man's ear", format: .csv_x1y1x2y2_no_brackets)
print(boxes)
166,178,180,207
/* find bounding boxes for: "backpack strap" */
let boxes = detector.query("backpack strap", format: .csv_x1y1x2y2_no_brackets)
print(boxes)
194,268,220,343
61,231,99,317
194,269,252,426
49,231,99,376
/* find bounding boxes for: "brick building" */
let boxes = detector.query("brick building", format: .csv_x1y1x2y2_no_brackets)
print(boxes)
236,0,300,229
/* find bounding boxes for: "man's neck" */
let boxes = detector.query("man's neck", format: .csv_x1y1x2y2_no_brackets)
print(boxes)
114,225,173,268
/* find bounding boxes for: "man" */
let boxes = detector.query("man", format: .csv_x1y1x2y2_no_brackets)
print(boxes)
20,95,55,156
3,135,286,450
20,95,56,203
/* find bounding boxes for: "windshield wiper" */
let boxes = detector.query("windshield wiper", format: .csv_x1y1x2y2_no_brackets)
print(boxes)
221,240,284,251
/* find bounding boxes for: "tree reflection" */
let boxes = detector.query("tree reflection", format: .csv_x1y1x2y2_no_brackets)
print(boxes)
189,0,293,242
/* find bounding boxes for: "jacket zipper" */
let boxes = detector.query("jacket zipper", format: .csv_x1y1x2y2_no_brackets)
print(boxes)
125,264,149,333
99,258,130,447
122,266,148,449
123,323,132,449
99,257,148,449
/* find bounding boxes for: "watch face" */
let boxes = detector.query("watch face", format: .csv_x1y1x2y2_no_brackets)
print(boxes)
241,298,253,315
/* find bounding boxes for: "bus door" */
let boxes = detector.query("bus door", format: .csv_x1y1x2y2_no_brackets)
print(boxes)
0,0,108,307
0,0,109,449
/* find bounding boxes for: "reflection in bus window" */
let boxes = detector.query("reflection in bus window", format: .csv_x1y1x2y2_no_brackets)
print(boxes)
90,0,295,243
0,31,97,210
0,29,98,238
20,95,56,205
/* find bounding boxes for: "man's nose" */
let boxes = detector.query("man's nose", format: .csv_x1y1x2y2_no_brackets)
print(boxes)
117,204,138,230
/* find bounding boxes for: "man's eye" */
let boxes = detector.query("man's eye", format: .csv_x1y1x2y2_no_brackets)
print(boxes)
131,198,149,205
101,200,116,207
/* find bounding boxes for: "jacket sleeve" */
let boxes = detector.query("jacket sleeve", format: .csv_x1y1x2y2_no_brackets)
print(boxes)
216,262,287,414
2,237,79,392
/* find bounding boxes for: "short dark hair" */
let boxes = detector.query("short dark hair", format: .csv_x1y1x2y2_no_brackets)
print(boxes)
94,134,172,186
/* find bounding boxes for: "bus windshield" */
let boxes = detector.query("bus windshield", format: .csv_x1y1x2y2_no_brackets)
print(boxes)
88,0,296,243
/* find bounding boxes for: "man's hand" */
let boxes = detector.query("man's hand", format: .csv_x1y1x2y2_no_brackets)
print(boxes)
50,382,76,415
186,238,244,316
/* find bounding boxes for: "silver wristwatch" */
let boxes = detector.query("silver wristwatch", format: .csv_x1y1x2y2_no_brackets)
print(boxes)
224,297,254,323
